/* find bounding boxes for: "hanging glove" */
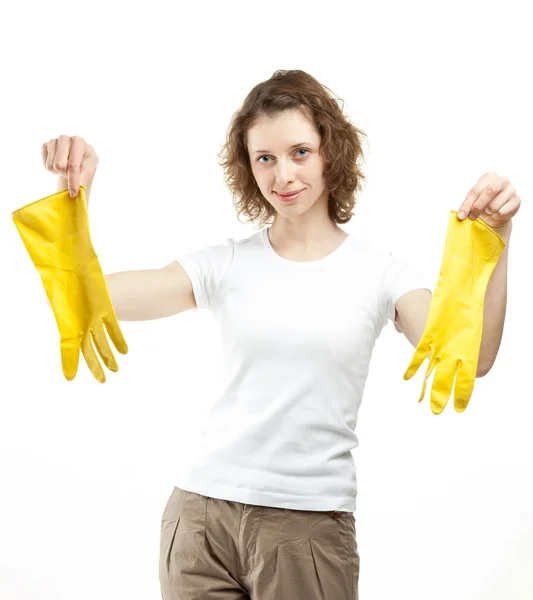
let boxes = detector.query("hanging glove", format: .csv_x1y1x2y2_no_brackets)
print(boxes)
12,185,128,383
403,210,505,414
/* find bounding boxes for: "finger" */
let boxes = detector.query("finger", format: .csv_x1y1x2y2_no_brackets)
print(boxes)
67,136,86,197
417,348,439,403
417,375,428,404
46,138,59,174
81,331,106,383
103,314,129,355
60,337,81,382
429,358,457,415
476,179,511,220
41,142,49,170
467,182,503,221
483,182,515,215
453,358,477,413
91,323,119,371
53,135,76,180
403,339,431,380
457,172,500,220
486,195,521,220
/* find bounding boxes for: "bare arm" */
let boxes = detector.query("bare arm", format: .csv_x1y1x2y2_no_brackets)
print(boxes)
103,262,197,321
474,221,511,375
46,261,197,321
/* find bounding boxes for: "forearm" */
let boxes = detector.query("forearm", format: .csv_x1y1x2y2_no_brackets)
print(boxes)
478,221,512,375
56,175,93,210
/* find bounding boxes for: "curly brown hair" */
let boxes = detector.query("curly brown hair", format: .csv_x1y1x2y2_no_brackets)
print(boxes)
217,69,368,231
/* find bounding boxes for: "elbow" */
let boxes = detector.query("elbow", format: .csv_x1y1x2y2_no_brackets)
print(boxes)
476,364,491,378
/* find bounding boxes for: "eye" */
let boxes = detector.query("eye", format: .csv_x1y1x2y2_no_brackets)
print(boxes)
257,148,309,163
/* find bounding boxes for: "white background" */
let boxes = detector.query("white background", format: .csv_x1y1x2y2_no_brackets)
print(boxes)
1,1,532,598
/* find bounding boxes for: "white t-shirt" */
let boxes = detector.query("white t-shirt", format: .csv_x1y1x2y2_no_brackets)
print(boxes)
174,227,431,512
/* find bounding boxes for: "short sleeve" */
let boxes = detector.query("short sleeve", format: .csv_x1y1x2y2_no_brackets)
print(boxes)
175,238,234,311
378,253,433,325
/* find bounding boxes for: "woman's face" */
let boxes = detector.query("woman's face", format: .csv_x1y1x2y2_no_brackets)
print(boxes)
247,109,329,217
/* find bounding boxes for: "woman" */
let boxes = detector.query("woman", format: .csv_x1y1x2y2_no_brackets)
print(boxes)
41,69,517,600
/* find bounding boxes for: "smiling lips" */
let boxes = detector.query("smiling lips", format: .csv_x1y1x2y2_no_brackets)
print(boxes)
276,189,304,202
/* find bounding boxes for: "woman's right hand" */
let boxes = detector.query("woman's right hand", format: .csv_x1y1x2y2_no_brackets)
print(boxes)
41,135,99,197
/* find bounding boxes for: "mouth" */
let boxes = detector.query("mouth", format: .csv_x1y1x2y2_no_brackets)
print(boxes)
275,189,304,203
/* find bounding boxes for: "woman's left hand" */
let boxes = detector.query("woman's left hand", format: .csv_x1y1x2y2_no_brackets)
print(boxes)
457,172,521,230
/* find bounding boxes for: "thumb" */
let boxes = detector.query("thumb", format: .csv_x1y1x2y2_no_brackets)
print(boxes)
70,162,97,197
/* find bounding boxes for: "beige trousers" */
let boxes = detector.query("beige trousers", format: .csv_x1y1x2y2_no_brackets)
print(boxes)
159,486,360,599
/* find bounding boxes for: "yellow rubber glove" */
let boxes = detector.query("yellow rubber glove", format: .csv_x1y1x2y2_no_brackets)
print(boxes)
403,210,506,415
12,185,128,383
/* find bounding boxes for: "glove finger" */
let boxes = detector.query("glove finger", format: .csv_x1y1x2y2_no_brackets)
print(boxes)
417,347,438,403
429,359,457,415
453,359,476,413
81,332,106,383
403,339,431,380
417,374,427,404
103,315,129,355
91,323,119,372
60,336,81,381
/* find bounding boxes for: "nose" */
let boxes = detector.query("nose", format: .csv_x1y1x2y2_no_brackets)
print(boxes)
273,157,298,186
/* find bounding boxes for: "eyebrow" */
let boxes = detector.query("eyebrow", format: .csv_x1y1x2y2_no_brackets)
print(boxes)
252,142,312,155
